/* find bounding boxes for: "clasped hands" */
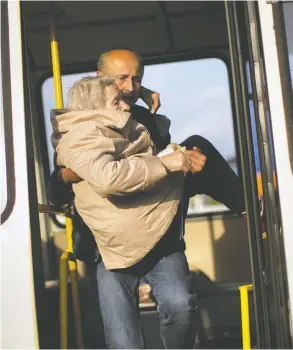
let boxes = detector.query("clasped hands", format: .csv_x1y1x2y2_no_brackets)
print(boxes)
160,143,207,175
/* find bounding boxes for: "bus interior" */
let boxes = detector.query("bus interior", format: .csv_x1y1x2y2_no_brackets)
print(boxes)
2,1,293,348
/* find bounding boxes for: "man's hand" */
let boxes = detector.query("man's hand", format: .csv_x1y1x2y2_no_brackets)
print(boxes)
140,86,161,114
160,147,206,175
59,167,82,184
184,147,207,173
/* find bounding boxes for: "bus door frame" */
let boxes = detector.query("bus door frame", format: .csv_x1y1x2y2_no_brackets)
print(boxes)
225,2,271,348
225,0,293,348
1,1,44,348
257,1,293,346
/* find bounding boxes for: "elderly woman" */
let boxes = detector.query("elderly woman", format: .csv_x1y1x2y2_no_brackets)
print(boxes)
51,75,196,270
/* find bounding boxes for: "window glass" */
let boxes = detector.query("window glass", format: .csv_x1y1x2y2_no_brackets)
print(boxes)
246,62,261,174
136,59,236,215
42,58,236,215
42,71,92,171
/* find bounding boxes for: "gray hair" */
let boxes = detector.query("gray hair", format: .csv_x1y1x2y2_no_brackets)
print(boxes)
68,76,119,110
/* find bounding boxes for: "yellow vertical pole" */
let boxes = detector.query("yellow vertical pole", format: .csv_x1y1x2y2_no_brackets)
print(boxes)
65,216,73,252
50,24,83,349
60,251,70,349
239,284,253,349
69,261,84,349
50,29,64,109
66,216,84,349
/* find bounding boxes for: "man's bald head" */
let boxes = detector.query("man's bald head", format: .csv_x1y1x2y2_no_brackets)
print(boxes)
96,49,144,108
97,49,144,75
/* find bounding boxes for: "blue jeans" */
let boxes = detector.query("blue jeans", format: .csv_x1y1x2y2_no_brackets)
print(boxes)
96,251,197,349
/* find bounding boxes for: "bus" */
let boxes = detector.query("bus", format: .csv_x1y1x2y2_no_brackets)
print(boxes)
1,1,293,348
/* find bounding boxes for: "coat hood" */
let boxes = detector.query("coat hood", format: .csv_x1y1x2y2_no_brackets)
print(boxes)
50,108,131,150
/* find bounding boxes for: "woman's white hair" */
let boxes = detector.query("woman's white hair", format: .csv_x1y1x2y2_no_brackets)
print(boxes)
68,75,119,110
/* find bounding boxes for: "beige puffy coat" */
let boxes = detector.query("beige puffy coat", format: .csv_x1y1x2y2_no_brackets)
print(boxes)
51,108,183,270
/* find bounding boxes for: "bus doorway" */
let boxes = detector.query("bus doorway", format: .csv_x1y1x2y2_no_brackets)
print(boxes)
1,1,292,348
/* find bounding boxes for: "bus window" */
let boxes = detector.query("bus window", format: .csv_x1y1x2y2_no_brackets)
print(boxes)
137,59,236,215
42,71,93,171
246,62,262,183
42,58,236,216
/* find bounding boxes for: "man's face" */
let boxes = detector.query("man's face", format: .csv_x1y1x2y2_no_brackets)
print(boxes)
98,51,143,110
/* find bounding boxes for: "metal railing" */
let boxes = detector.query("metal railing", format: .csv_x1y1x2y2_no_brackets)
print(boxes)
239,284,253,349
39,204,83,349
38,21,84,349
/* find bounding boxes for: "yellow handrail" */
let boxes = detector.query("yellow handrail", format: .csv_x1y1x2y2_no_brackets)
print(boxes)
239,284,253,349
50,30,63,110
69,260,84,348
65,216,73,252
50,25,84,349
60,250,70,349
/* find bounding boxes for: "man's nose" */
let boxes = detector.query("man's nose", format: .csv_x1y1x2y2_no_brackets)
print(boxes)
125,77,134,92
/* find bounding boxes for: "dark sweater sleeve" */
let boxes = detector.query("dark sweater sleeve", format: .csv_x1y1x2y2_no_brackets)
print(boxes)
132,106,170,151
47,168,74,206
47,152,74,206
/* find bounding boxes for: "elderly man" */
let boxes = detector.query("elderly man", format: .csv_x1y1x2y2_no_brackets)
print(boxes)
49,49,246,349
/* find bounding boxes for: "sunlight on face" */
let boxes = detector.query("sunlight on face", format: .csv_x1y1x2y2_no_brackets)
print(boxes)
100,52,143,109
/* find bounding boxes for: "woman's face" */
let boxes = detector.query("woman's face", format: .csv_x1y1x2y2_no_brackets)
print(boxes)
105,86,130,111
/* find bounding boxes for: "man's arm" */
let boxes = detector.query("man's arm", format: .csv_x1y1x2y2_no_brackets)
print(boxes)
47,168,74,206
132,105,171,151
138,87,172,147
140,86,161,115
